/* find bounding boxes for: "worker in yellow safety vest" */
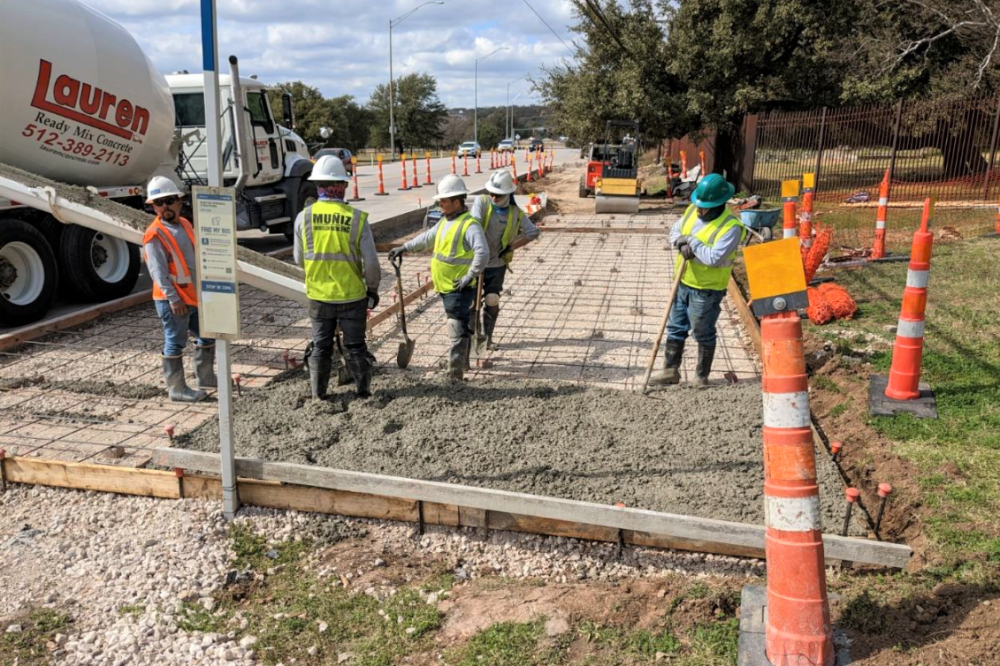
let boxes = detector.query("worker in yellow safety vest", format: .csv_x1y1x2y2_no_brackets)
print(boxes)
469,170,540,350
651,174,746,387
389,175,488,380
143,176,215,403
293,155,381,399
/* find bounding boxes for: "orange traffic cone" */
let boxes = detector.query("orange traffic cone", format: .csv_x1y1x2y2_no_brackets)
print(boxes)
374,155,388,196
800,189,814,252
410,153,420,188
399,154,410,191
476,151,482,174
350,166,364,202
782,199,797,239
451,152,457,175
761,311,834,666
511,154,518,180
885,198,934,401
462,153,469,177
424,152,433,185
872,169,890,259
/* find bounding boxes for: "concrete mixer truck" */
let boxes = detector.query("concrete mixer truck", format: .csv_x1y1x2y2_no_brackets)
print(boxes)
0,0,316,326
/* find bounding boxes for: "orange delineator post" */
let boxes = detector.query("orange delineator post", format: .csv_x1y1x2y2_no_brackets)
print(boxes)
490,150,496,169
680,150,688,178
350,168,364,202
872,169,890,259
476,151,482,174
451,152,457,175
462,153,470,177
761,310,834,666
424,152,433,185
782,200,797,239
399,154,410,191
699,150,706,177
411,153,420,188
800,190,814,251
526,154,533,182
374,156,388,196
511,154,518,180
884,198,934,401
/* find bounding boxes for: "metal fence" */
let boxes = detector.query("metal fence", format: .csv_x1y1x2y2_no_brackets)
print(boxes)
746,95,1000,203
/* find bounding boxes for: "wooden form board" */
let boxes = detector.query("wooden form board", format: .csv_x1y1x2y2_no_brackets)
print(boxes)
149,449,912,568
726,277,763,358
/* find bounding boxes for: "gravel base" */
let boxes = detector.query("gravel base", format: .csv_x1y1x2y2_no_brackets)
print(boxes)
1,485,762,665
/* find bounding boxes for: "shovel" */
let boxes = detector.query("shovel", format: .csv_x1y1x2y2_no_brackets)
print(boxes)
473,271,487,356
639,258,687,394
391,253,415,368
334,324,353,386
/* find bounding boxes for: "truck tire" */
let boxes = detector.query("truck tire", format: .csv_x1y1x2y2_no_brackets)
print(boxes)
0,219,58,326
285,181,318,243
58,224,140,303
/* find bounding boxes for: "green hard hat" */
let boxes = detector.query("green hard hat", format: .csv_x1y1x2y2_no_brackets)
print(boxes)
690,173,735,208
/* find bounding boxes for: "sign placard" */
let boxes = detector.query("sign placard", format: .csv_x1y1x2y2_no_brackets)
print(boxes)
193,186,241,339
743,237,809,317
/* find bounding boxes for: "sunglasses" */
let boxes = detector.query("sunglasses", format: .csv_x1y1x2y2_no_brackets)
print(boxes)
153,196,180,207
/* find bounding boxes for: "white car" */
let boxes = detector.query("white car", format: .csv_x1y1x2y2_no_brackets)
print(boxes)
497,139,514,152
457,141,482,158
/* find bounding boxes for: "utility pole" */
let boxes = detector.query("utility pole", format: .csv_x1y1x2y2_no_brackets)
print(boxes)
474,47,508,147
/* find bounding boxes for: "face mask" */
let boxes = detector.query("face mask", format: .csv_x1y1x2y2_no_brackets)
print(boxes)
317,184,344,200
697,204,725,221
491,194,510,208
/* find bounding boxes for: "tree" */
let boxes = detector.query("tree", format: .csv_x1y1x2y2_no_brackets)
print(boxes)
367,73,448,154
477,110,508,150
329,95,374,153
267,81,343,149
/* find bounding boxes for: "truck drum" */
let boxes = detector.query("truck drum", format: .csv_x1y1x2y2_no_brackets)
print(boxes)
0,219,59,327
58,224,140,303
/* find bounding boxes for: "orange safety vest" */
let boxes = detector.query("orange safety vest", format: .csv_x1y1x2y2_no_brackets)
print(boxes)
143,216,198,306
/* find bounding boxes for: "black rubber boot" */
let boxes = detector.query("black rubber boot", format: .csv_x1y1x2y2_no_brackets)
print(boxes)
649,339,684,386
193,344,217,389
694,343,716,387
308,354,332,400
483,304,500,350
347,351,373,398
163,355,207,403
446,319,466,380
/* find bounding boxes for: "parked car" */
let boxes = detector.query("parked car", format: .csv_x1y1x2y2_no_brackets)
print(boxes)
528,139,545,152
457,141,482,158
312,147,354,175
497,139,514,152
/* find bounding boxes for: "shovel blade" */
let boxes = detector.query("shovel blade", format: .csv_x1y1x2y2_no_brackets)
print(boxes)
396,339,415,369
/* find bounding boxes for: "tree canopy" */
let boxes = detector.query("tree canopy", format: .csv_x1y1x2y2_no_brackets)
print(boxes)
367,73,449,154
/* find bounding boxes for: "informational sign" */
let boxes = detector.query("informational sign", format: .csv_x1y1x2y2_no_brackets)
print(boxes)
781,179,801,198
802,172,816,190
193,186,241,339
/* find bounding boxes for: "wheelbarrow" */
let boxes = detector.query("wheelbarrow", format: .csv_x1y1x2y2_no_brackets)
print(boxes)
739,208,781,242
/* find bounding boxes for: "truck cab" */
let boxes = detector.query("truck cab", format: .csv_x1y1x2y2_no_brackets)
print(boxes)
163,73,315,238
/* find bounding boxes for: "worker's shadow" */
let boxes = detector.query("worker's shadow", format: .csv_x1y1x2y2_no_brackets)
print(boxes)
840,581,1000,661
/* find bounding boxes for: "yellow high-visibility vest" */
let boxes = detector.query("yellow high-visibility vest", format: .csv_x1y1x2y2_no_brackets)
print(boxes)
431,212,480,293
300,200,368,303
674,205,745,291
478,193,522,267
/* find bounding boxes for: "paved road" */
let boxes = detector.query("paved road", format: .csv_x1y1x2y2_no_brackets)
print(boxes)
0,148,577,336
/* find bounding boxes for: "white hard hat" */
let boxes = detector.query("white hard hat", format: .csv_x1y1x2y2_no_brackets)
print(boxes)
309,155,350,182
433,174,470,201
145,175,183,203
485,170,517,195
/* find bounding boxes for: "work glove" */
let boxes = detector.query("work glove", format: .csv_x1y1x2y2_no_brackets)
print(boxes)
678,242,696,261
366,290,380,310
388,247,405,262
453,275,473,291
673,234,691,248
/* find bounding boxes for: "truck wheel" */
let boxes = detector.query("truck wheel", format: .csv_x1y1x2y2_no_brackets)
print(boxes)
579,176,589,198
58,225,140,302
0,219,58,326
285,181,318,243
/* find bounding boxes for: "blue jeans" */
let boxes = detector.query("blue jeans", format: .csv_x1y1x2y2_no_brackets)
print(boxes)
154,300,213,357
440,285,476,337
666,283,725,346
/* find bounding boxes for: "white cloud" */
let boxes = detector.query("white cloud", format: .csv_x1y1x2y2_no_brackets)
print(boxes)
83,0,577,106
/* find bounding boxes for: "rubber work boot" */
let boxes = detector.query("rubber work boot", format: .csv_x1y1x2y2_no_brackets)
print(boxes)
694,343,716,387
163,355,207,403
649,339,684,386
347,351,373,398
446,319,466,381
193,344,217,389
483,305,500,350
308,354,333,400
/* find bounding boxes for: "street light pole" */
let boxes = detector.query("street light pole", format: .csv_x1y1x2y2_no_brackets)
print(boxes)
389,2,444,160
474,46,508,147
506,74,527,141
510,91,524,143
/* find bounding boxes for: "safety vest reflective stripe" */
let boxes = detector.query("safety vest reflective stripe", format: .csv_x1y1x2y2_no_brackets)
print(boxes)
301,201,368,303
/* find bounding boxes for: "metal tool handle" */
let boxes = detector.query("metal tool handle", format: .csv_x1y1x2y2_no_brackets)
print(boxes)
639,258,687,394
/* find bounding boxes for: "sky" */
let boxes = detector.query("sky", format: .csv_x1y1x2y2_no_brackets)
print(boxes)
84,0,582,108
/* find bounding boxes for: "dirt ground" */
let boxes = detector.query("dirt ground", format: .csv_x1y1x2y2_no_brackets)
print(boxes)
178,370,857,534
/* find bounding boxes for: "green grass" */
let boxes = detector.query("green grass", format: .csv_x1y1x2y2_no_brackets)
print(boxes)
806,236,1000,562
828,402,849,418
578,621,681,659
448,620,546,666
0,609,73,665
